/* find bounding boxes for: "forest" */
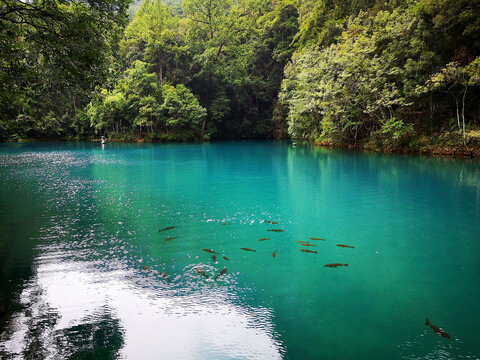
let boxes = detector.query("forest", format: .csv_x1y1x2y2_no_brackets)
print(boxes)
1,0,480,151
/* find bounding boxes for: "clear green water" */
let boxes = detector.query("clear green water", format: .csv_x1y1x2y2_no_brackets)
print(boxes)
0,142,479,359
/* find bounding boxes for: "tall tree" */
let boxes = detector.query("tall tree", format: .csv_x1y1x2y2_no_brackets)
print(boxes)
0,0,131,139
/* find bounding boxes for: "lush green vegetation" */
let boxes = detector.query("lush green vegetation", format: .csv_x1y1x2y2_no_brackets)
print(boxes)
1,0,480,149
281,0,480,150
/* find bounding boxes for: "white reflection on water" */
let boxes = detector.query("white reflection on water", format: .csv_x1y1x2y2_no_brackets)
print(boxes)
1,259,283,359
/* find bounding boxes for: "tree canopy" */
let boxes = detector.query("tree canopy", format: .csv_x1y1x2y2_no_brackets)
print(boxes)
1,0,480,147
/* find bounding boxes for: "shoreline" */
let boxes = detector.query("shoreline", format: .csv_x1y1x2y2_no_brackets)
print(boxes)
313,141,479,159
2,136,479,160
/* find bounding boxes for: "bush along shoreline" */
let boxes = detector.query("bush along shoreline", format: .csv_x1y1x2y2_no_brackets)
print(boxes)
313,127,480,158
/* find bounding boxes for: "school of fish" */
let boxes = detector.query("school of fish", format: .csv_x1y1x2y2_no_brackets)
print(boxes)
150,221,452,340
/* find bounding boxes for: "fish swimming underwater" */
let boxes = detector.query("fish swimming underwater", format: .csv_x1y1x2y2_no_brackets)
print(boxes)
324,263,349,268
215,268,227,280
297,241,309,244
240,248,256,252
159,272,171,283
141,265,151,271
336,244,354,249
272,250,277,258
195,268,210,278
202,249,219,254
258,238,270,241
300,249,317,254
158,226,176,232
223,255,230,261
212,255,217,262
267,229,284,232
221,222,231,225
425,319,451,339
301,243,317,247
263,220,279,224
310,237,326,241
164,237,177,241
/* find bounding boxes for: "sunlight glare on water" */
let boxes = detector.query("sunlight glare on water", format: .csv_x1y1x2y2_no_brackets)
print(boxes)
0,142,479,359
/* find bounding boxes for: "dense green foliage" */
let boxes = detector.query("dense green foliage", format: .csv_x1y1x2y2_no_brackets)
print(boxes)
1,0,480,146
281,0,480,147
0,0,131,140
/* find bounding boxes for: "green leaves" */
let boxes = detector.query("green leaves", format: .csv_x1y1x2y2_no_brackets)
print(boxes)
281,8,428,142
161,84,206,130
0,0,131,139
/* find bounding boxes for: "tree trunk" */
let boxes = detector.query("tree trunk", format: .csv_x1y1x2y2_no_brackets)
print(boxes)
455,95,460,130
461,85,467,143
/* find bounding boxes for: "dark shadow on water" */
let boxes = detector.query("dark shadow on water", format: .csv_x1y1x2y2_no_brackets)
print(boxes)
54,309,125,360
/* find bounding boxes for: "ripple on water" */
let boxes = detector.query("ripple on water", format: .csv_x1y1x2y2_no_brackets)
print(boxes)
1,143,480,359
0,257,284,359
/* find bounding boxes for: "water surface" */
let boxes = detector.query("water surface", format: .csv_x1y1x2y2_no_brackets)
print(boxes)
0,142,479,359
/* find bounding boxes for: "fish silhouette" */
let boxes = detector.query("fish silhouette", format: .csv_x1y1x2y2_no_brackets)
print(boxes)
425,319,451,339
297,241,309,244
264,220,279,224
141,265,151,271
267,229,284,232
158,226,176,232
324,263,349,268
336,244,354,249
202,249,219,254
272,250,277,258
159,272,171,283
301,243,317,247
212,255,217,262
195,268,210,278
215,268,227,280
164,237,177,241
241,248,256,252
221,222,231,225
223,255,230,261
258,238,270,241
310,237,326,241
300,249,317,254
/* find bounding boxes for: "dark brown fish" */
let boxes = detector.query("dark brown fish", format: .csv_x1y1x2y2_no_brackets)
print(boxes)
258,238,270,241
223,255,230,261
425,319,451,339
240,248,256,252
267,229,284,232
159,272,171,283
301,243,317,247
215,267,227,280
221,222,231,225
336,244,354,249
158,226,176,232
264,220,279,224
297,241,309,244
202,249,219,254
310,237,326,241
324,263,349,268
164,237,177,242
195,268,210,278
300,249,317,254
272,250,277,258
212,255,217,262
141,265,151,271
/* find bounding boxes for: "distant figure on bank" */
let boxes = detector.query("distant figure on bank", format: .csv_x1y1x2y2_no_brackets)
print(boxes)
101,135,106,144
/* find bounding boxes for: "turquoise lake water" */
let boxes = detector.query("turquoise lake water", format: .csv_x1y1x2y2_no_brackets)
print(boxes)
0,141,479,359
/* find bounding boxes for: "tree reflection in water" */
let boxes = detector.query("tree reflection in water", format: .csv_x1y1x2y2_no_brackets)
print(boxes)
1,280,124,360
